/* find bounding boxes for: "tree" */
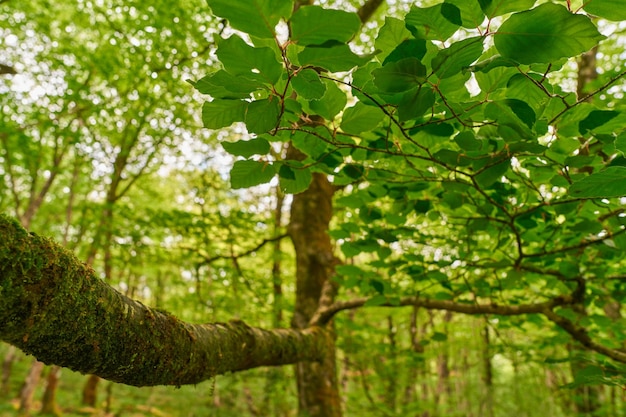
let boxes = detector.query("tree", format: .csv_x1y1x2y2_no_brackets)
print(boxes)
2,0,626,416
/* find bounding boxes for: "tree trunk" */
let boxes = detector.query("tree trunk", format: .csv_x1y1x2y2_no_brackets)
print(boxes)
81,374,100,407
18,359,44,416
1,345,17,396
40,366,62,416
288,168,341,417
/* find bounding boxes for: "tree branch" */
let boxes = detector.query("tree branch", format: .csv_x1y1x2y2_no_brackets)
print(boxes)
310,294,574,327
357,0,384,23
0,63,16,75
542,308,626,363
181,233,289,265
0,216,328,387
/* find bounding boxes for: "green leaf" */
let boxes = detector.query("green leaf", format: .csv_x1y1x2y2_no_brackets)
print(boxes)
569,167,626,198
431,332,448,342
230,160,276,189
290,5,360,45
375,17,412,63
494,3,604,64
291,68,326,100
373,58,427,93
216,35,283,85
298,43,370,72
484,100,534,140
207,0,293,39
278,163,313,194
340,102,385,134
364,294,389,307
444,0,485,28
579,110,620,134
475,159,510,188
202,100,247,129
432,37,484,79
454,131,482,151
245,98,281,134
583,0,626,21
478,0,537,17
193,70,262,99
397,86,435,122
383,39,427,65
615,132,626,156
221,137,271,158
308,79,347,120
405,4,460,41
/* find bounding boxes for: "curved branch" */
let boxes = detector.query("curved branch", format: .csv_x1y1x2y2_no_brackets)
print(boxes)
310,293,574,326
0,216,328,387
542,308,626,363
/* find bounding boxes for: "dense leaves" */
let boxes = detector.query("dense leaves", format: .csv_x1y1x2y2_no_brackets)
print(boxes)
193,0,626,384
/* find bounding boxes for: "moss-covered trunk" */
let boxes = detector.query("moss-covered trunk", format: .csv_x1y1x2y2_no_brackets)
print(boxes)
0,215,330,387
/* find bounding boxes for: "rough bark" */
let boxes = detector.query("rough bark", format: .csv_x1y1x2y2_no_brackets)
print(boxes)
289,169,341,417
0,215,330,387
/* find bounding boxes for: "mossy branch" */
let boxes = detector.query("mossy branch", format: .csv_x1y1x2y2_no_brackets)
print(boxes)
0,215,328,387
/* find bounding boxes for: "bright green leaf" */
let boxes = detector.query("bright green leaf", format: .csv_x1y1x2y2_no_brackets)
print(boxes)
202,100,247,129
298,43,370,72
278,163,313,194
479,0,537,17
308,79,347,120
340,102,385,134
221,137,271,158
432,37,484,79
375,17,412,63
193,70,262,99
405,4,460,41
216,35,283,84
444,0,485,28
494,3,604,64
291,68,326,100
615,132,626,156
569,167,626,198
290,5,360,45
245,98,281,134
207,0,293,39
583,0,626,21
230,160,276,189
373,58,427,93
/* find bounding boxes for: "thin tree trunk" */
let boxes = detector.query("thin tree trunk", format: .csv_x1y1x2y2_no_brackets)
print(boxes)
40,366,62,416
18,359,45,416
384,315,398,412
1,345,17,396
81,375,100,407
480,322,494,417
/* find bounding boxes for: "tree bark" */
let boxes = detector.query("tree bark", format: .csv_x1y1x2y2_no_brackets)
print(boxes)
289,169,341,417
0,215,330,387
